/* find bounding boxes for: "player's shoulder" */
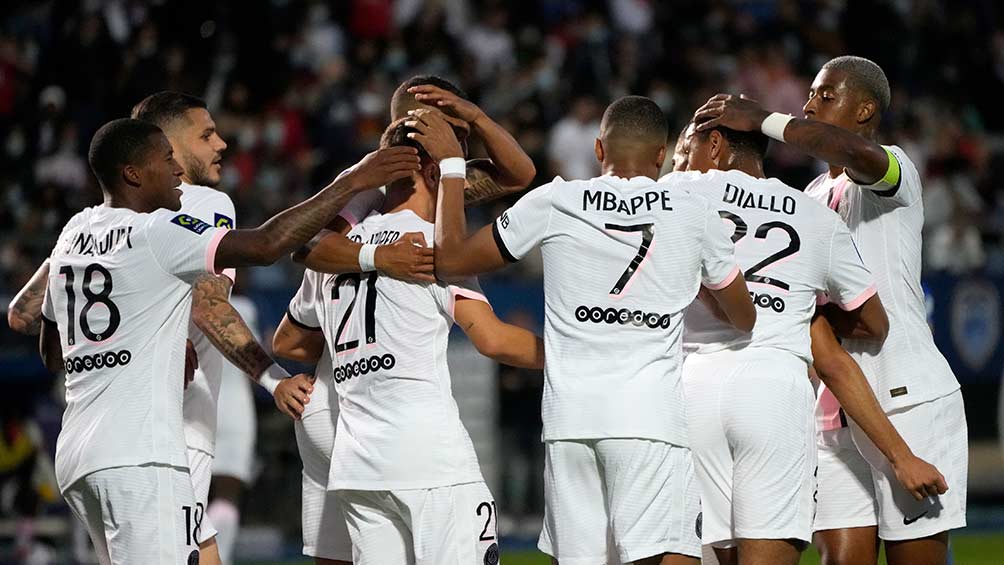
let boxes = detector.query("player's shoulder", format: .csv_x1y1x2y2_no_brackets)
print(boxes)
179,182,236,226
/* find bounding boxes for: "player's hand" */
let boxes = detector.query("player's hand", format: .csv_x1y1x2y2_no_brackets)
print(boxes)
693,94,771,133
274,373,315,420
405,109,465,162
892,453,949,501
408,84,483,127
344,146,421,192
375,232,436,283
184,339,198,390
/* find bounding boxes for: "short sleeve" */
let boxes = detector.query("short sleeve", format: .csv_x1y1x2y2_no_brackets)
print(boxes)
41,284,55,323
858,145,920,208
492,182,556,262
339,187,386,227
434,277,490,321
145,211,228,284
701,205,740,289
287,270,322,330
825,220,876,311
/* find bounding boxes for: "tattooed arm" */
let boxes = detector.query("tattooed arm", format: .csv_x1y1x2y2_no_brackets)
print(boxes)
213,146,420,269
8,261,49,335
693,94,889,183
190,273,317,419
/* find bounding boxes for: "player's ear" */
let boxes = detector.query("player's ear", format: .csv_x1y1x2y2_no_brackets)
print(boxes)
655,144,667,170
121,164,142,187
709,130,723,165
594,138,604,164
856,99,877,125
422,160,438,190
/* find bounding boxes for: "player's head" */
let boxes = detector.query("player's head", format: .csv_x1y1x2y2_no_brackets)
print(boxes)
131,91,227,187
380,119,440,198
88,118,185,211
671,123,694,172
683,115,769,173
804,56,890,135
595,96,668,173
391,75,470,154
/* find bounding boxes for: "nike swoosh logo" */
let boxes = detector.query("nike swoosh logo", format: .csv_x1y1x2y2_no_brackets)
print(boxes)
903,511,928,525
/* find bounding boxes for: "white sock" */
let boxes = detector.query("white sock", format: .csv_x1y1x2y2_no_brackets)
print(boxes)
206,498,240,564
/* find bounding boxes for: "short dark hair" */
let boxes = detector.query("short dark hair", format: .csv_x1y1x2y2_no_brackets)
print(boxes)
600,95,668,145
822,56,891,112
380,120,429,161
692,115,769,161
131,91,207,130
88,118,165,189
391,75,466,118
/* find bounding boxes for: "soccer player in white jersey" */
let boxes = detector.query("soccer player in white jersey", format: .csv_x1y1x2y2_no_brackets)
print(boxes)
274,120,544,565
282,75,537,565
425,95,757,565
694,56,966,565
666,120,888,565
37,118,419,564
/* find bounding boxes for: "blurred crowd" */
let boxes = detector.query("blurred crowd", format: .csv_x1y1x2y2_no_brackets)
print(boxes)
2,0,1004,294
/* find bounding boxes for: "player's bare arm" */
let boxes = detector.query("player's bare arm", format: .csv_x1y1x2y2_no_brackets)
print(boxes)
706,274,757,332
213,147,420,269
408,84,536,200
190,274,315,420
272,314,325,364
8,260,49,335
693,94,891,184
39,317,63,374
811,314,948,500
403,110,509,280
295,230,436,284
454,299,544,370
819,293,890,343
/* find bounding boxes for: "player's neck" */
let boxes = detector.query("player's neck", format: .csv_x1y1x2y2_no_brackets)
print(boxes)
103,191,155,214
382,185,435,222
718,156,764,179
601,162,659,181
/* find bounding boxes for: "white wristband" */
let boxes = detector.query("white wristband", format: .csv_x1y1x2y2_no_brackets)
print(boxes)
439,157,466,179
760,112,794,142
258,363,290,396
358,244,378,272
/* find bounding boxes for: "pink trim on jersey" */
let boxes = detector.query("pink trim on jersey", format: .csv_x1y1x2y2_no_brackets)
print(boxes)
340,211,359,227
817,386,844,432
828,176,850,211
449,288,490,320
206,228,231,275
838,285,877,311
816,293,831,306
221,268,237,283
705,265,740,290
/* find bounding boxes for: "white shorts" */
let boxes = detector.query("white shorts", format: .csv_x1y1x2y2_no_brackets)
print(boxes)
294,409,352,561
63,464,200,565
850,390,968,541
812,427,878,532
186,447,218,543
338,481,498,565
538,438,701,564
212,365,257,483
682,349,816,546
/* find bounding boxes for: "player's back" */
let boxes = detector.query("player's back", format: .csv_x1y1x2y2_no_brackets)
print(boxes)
313,210,483,491
493,175,740,446
43,204,222,491
674,169,874,363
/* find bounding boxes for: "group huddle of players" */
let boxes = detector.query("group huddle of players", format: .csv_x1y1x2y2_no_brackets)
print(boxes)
6,54,966,565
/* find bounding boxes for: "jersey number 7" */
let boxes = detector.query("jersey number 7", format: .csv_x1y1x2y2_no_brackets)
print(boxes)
606,223,654,296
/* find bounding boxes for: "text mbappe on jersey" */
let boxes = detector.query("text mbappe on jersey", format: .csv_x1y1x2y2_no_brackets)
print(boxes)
723,183,796,216
582,189,673,215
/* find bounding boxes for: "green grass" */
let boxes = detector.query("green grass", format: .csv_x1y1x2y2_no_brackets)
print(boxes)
251,532,1004,564
498,533,1004,563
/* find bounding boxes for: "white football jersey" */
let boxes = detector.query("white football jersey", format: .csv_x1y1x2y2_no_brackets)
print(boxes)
42,205,227,491
668,169,875,363
283,269,332,420
493,175,740,446
287,209,486,491
178,182,238,455
806,145,960,412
